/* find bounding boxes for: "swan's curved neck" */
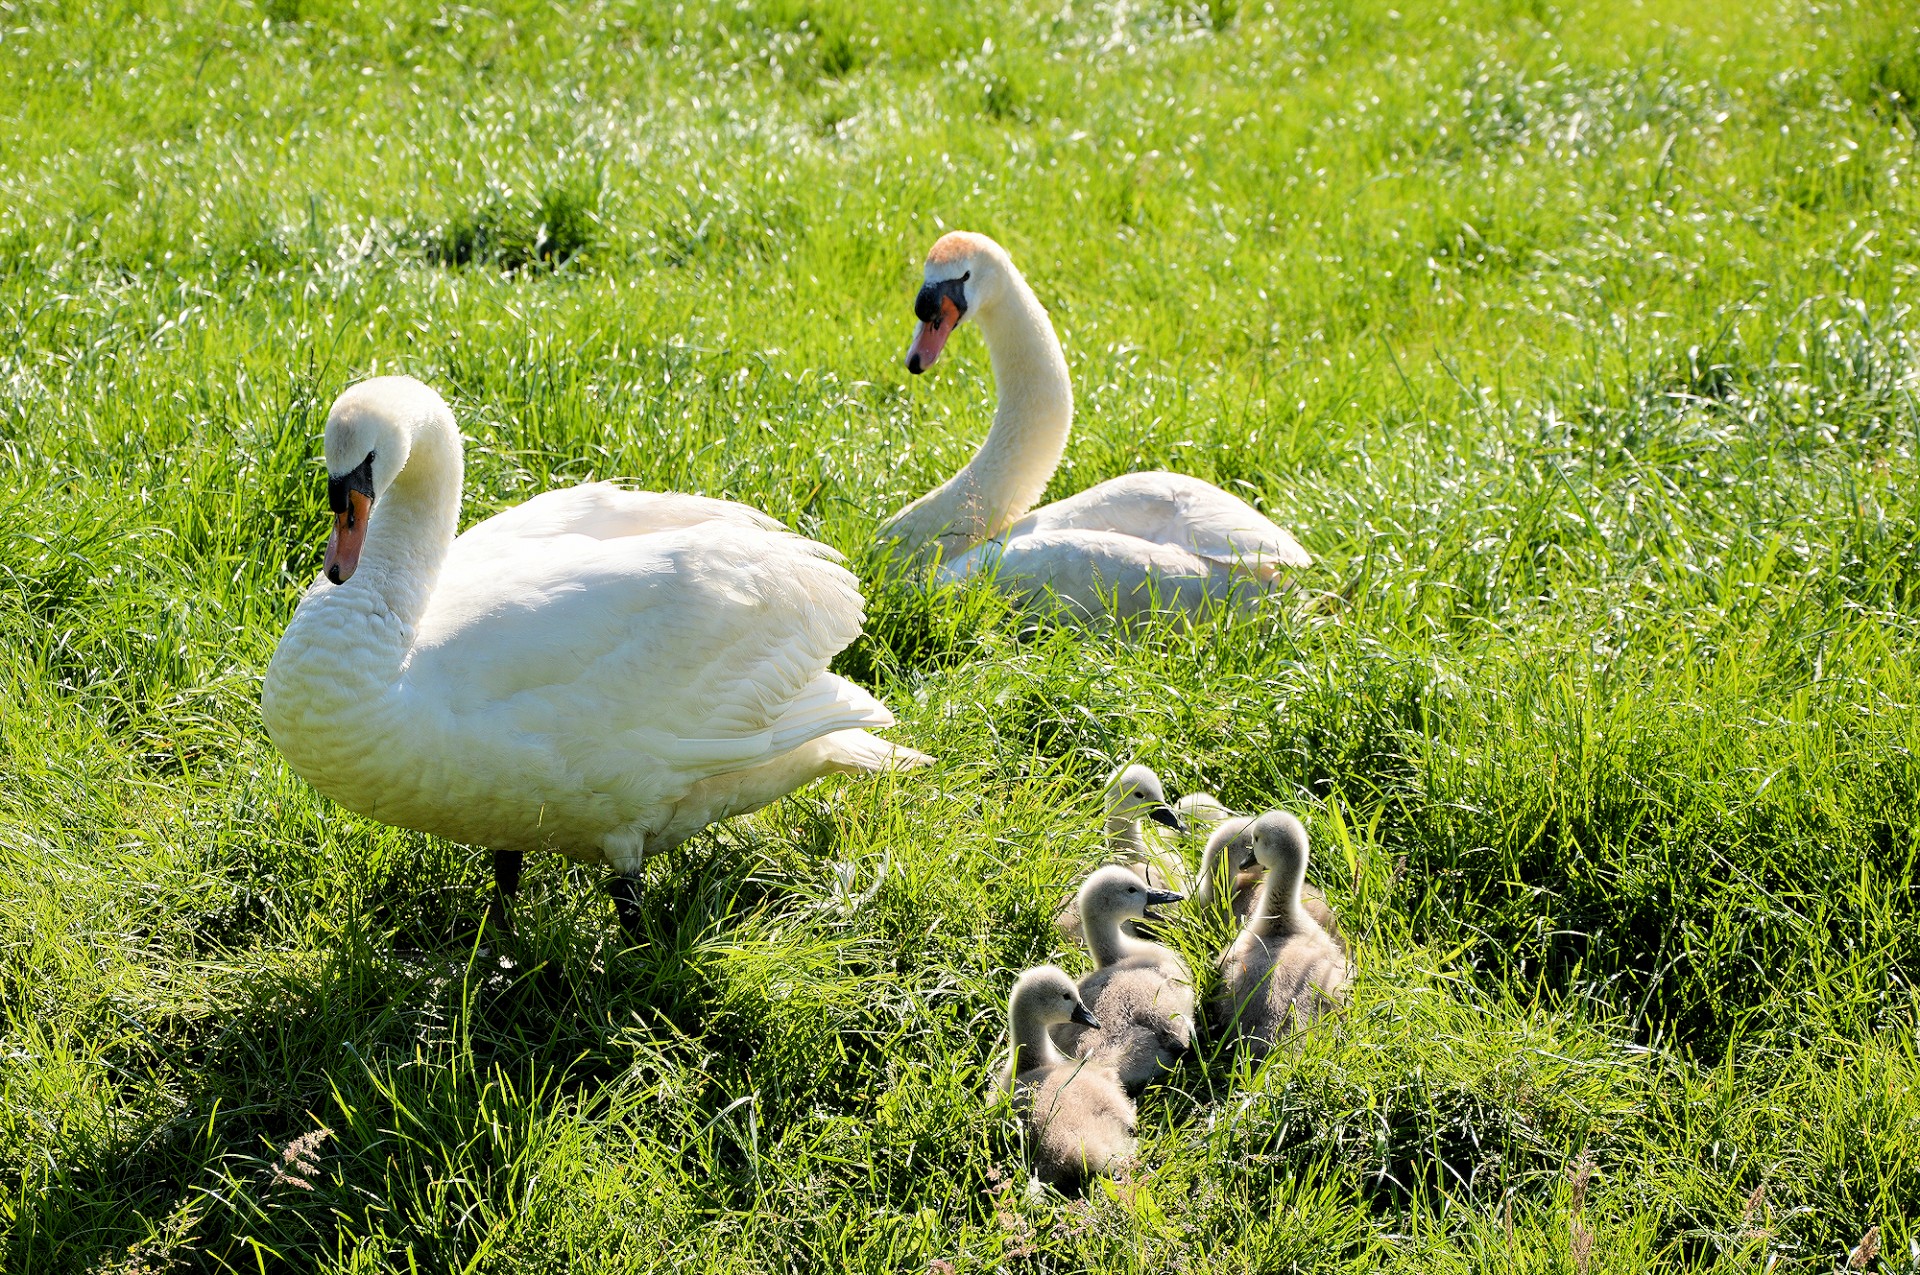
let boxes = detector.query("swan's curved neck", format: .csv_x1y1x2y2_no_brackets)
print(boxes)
1009,1002,1068,1076
347,424,462,636
1084,907,1162,969
894,272,1073,553
275,418,462,707
1247,861,1311,941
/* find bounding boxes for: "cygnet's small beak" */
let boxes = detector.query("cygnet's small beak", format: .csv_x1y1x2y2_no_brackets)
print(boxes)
1145,888,1184,907
1141,887,1184,922
1148,804,1186,832
1070,1003,1101,1029
1238,849,1260,872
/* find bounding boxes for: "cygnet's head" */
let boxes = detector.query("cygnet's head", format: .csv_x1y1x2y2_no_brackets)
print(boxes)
318,376,453,584
1105,763,1185,832
903,231,1017,374
1077,865,1183,930
1237,811,1310,881
1011,964,1101,1030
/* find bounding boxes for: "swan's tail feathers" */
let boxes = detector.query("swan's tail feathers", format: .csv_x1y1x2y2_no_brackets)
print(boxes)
766,673,897,756
818,729,934,776
1192,527,1313,582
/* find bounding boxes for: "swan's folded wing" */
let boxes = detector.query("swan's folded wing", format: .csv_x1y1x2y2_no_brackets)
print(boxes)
1162,480,1311,575
1017,473,1311,576
450,483,791,557
945,529,1222,620
409,521,882,801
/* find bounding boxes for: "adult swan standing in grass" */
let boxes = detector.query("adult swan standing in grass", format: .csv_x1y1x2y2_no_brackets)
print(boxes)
878,231,1311,621
263,376,929,928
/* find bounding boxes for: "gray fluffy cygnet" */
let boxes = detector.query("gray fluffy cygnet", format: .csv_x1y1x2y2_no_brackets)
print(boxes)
996,965,1138,1189
1057,762,1200,943
1213,812,1351,1054
1052,866,1196,1091
1101,763,1193,893
1194,814,1348,954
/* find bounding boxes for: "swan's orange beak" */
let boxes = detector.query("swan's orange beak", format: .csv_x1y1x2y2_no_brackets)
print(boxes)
906,274,969,375
324,489,372,585
905,296,960,375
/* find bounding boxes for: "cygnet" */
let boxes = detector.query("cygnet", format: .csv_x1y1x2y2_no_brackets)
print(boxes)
1052,866,1195,1090
997,965,1138,1189
1213,812,1351,1054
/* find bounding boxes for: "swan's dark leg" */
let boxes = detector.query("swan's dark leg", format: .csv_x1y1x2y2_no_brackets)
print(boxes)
607,874,644,937
488,850,524,933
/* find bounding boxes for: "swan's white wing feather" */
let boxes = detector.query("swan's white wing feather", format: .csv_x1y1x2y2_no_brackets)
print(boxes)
1011,472,1310,576
411,520,880,800
942,529,1233,621
451,482,790,557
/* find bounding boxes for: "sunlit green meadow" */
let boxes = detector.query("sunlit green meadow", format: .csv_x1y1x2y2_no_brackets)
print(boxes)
3,0,1919,1269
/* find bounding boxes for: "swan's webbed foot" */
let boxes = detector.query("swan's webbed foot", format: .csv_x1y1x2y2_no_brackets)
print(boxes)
607,874,644,938
487,849,524,936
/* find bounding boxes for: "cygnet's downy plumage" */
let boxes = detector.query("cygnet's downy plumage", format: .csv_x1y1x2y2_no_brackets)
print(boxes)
997,966,1138,1190
1054,762,1194,942
1052,867,1195,1090
1213,812,1351,1054
1171,790,1235,829
1195,815,1348,954
1103,763,1192,893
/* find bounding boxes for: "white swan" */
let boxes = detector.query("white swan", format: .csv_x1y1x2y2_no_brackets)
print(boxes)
263,376,929,926
879,231,1311,621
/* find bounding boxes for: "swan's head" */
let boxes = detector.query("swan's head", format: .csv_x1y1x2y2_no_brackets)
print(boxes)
318,376,452,584
1236,811,1310,883
904,231,1015,374
1105,762,1184,832
1010,964,1100,1031
1078,865,1183,933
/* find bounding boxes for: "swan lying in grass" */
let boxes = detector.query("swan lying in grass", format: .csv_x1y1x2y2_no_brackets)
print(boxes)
880,230,1311,621
1194,813,1346,953
997,966,1138,1189
263,376,929,929
1213,812,1351,1054
1052,867,1194,1091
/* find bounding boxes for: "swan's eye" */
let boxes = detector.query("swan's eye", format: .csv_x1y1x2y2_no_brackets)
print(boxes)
327,449,377,517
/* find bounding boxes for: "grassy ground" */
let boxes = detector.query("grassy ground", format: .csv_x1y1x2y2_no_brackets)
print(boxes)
2,0,1918,1268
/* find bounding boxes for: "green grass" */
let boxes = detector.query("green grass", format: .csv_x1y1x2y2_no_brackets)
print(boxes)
2,0,1918,1268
